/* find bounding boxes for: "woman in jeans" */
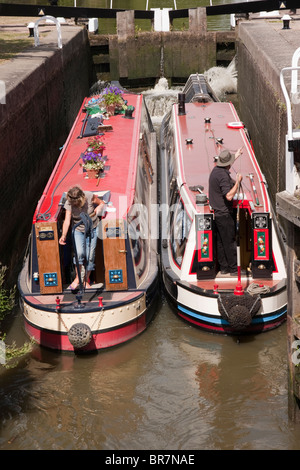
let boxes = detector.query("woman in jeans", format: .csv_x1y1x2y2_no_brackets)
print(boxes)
59,186,105,289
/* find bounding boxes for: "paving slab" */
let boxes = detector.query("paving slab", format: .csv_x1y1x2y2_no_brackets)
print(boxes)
238,11,300,97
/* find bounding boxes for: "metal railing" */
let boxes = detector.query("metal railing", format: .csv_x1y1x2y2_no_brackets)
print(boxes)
34,15,62,48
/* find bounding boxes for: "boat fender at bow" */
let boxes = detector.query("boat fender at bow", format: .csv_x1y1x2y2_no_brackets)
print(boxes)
217,293,261,330
68,323,92,349
226,122,244,129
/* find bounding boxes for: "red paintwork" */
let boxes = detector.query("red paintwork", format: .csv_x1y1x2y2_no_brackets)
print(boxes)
161,92,286,335
174,101,268,214
33,93,143,224
19,92,160,352
24,313,147,352
197,230,213,262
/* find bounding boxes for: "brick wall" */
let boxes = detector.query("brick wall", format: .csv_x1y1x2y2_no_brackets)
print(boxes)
0,25,92,283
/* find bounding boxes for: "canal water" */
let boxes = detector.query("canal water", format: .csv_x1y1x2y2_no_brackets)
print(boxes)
1,0,300,452
0,298,298,451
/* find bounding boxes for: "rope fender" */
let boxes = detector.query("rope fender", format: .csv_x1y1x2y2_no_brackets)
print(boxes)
217,293,262,330
68,323,92,349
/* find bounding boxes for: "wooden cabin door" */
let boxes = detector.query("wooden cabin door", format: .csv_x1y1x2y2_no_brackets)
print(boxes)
102,219,128,291
35,221,63,294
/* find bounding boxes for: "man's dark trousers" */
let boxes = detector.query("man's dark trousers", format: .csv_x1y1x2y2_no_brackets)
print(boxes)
214,213,237,273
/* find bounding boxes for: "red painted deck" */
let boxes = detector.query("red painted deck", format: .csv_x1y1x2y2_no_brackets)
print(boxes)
175,101,268,213
34,93,143,223
189,277,282,291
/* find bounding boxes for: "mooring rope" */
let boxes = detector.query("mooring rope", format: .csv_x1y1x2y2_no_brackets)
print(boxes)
217,294,229,319
247,283,270,295
36,155,82,221
247,294,262,315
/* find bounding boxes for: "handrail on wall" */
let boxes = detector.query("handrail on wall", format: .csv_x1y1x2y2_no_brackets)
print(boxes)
280,65,300,142
280,47,300,193
291,46,300,94
34,15,62,49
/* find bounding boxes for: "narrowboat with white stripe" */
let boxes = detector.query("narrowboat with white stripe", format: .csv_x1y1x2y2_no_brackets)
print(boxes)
159,74,287,334
18,86,159,352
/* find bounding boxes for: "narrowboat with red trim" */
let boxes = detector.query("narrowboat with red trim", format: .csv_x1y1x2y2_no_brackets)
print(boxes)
18,85,159,352
159,74,287,335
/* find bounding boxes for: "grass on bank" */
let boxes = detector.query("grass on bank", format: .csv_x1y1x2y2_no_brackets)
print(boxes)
0,264,15,321
0,32,33,63
0,264,34,369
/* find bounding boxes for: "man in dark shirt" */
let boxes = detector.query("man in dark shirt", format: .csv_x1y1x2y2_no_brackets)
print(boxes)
208,148,243,276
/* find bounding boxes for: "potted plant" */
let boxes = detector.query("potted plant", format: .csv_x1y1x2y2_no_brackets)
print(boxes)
81,150,105,179
99,85,126,115
87,135,105,155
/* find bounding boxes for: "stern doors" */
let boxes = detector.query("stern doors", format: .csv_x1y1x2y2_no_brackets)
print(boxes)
35,222,63,294
102,219,128,291
251,212,273,278
195,214,216,279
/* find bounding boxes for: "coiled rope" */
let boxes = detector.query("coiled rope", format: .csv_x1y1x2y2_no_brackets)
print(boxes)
247,283,270,295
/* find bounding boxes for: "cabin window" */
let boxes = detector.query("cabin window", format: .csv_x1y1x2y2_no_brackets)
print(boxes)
128,205,148,280
167,125,175,184
127,135,151,281
170,191,191,267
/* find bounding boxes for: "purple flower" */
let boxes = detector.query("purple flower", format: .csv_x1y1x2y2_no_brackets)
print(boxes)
81,151,103,168
103,85,123,96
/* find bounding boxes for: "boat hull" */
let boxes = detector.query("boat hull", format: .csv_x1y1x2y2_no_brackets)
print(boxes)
20,279,158,352
162,268,286,335
159,74,287,336
17,87,159,353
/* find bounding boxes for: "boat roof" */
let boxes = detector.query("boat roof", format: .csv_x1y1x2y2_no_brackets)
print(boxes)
34,92,143,223
173,101,269,213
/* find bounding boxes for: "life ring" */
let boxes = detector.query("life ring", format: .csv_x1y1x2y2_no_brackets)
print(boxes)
227,121,244,129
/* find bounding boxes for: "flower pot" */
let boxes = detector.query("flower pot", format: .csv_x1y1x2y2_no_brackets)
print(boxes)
85,169,99,179
107,104,116,116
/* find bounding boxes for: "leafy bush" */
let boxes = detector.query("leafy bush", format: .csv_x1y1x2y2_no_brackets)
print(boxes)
0,264,15,321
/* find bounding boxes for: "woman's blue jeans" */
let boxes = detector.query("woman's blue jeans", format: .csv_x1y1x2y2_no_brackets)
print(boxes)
74,226,98,272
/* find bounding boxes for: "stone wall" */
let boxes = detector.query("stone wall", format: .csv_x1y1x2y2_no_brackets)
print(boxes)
0,24,92,283
236,20,290,206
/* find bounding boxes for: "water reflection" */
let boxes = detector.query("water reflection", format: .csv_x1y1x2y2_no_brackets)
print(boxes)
1,301,299,450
